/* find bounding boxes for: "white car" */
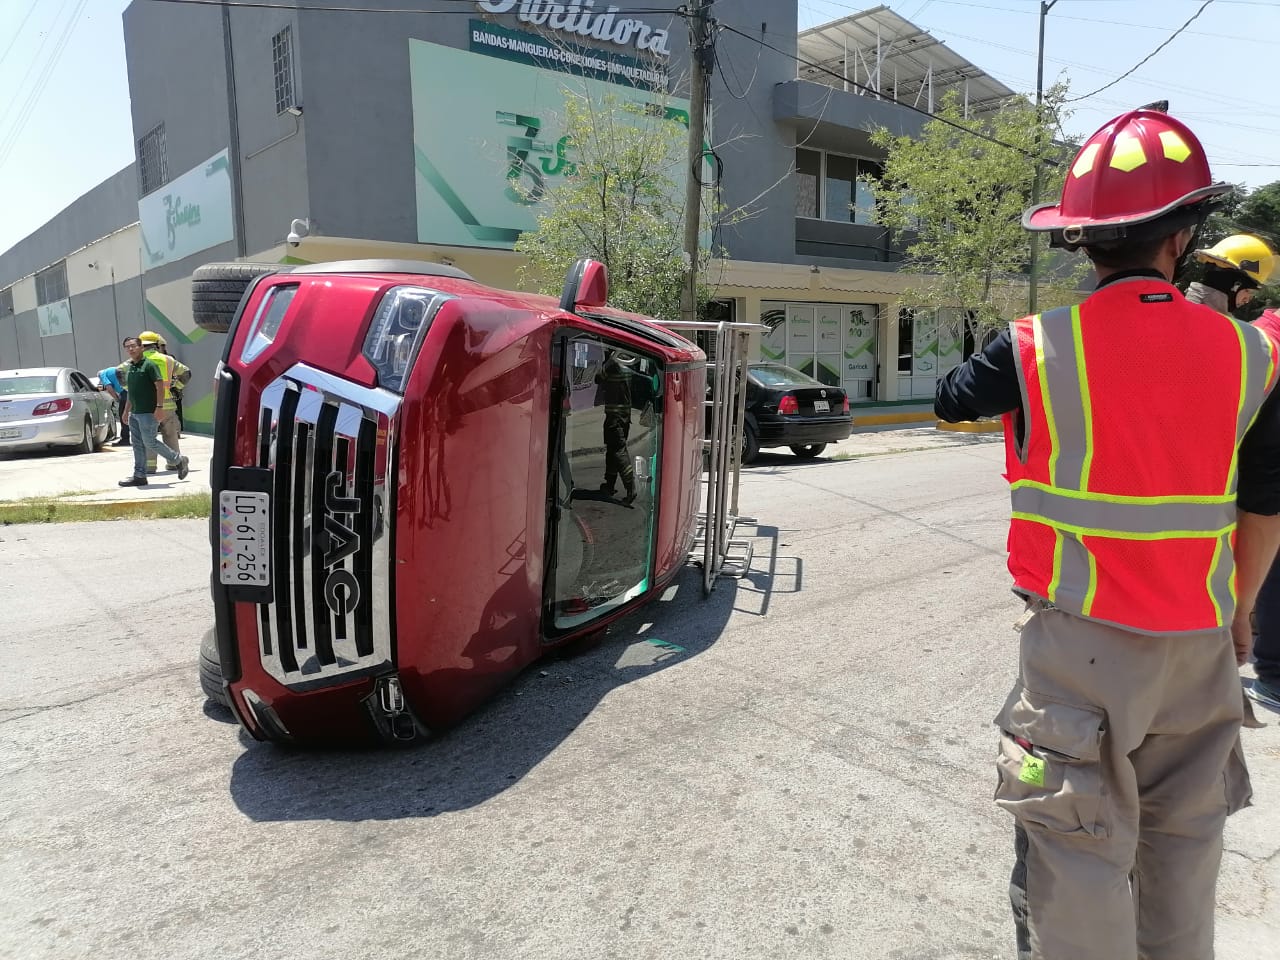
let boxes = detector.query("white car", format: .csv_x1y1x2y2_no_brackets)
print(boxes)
0,367,115,454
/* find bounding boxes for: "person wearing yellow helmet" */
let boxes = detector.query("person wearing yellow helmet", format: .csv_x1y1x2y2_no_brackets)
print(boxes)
1185,234,1277,317
138,330,190,469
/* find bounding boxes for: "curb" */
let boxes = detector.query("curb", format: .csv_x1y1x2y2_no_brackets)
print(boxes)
0,493,210,524
936,419,1003,434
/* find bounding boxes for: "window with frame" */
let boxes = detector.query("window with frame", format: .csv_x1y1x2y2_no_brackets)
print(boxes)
795,148,883,226
35,262,69,306
0,287,13,317
272,27,296,114
137,123,168,195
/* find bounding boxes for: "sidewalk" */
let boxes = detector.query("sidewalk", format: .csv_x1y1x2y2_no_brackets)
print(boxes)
0,434,213,503
0,424,993,505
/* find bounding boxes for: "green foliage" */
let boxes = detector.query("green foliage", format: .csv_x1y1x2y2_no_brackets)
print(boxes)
867,84,1084,342
515,92,713,320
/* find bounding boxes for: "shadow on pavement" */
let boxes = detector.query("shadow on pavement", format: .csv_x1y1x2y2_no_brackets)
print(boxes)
227,536,780,822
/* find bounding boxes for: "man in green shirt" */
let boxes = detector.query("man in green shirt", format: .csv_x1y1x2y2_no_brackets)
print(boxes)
118,335,189,487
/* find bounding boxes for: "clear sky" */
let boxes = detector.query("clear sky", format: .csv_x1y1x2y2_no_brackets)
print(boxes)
2,0,1278,255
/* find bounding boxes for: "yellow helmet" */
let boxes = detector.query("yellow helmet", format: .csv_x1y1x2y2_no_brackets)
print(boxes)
1195,234,1277,285
138,330,162,344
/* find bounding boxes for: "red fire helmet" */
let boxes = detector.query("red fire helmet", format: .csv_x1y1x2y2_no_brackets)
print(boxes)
1023,109,1231,247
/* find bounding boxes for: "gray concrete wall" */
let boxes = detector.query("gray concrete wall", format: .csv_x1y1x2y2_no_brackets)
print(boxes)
0,277,146,374
0,167,138,288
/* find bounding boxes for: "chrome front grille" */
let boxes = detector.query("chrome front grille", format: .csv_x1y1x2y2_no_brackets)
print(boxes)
256,363,398,689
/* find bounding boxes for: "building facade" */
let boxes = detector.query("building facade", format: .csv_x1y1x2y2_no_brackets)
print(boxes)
0,1,1019,431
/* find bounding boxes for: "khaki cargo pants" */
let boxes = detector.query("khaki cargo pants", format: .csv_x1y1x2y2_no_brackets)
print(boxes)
995,606,1252,960
145,407,181,472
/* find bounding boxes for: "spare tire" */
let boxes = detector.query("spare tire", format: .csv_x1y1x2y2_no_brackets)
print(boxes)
192,262,279,333
199,629,231,708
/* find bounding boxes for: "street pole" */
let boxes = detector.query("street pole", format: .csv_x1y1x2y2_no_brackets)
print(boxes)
1029,0,1057,316
680,0,712,325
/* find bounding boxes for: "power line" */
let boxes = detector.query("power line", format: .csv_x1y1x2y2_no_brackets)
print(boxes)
1065,0,1216,103
717,21,1056,165
142,0,679,13
0,0,41,69
927,0,1264,44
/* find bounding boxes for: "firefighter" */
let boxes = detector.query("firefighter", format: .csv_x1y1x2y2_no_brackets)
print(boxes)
138,330,190,470
936,108,1280,959
1185,233,1277,317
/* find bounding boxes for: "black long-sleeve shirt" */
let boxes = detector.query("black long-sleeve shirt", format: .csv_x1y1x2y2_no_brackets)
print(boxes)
935,270,1280,516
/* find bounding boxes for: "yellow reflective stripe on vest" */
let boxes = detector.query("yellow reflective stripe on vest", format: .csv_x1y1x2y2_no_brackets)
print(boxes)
1010,483,1235,535
1069,306,1094,489
1009,512,1236,542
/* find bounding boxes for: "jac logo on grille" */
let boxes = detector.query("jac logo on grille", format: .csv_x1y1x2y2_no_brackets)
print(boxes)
322,469,362,616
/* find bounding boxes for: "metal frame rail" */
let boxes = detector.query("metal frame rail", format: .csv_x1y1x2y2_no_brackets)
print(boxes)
655,319,765,595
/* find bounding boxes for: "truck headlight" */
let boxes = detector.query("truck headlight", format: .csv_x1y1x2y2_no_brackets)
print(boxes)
361,286,448,392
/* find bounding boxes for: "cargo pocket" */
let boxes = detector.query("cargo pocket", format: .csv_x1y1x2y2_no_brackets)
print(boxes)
994,686,1109,839
1224,736,1253,816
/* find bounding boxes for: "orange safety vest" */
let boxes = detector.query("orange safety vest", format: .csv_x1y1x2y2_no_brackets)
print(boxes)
1002,277,1279,634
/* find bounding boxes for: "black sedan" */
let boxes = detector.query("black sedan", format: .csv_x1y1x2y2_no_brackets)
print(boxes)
711,363,854,463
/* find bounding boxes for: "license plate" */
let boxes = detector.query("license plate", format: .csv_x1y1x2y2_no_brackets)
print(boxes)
813,400,830,412
219,491,271,587
0,427,20,439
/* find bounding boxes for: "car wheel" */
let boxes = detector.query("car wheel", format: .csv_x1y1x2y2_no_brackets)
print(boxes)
199,630,231,709
192,262,279,333
75,417,94,455
790,443,827,459
741,424,760,465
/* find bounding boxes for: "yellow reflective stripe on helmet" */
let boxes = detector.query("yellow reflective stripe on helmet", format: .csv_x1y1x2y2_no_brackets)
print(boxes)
1069,306,1094,488
1010,512,1237,542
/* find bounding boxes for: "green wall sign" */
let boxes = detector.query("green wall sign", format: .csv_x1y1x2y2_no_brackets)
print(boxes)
139,149,234,270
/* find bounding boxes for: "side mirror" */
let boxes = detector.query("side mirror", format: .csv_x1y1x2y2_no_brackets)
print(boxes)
559,257,608,313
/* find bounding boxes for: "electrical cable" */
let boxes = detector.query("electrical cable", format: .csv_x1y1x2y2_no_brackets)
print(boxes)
1065,0,1216,103
142,0,679,14
0,0,42,69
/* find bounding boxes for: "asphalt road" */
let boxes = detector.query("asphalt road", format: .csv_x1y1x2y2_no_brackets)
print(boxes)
2,436,1277,960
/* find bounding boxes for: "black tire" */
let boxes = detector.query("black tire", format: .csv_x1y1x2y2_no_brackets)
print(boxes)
75,417,93,455
790,443,827,459
192,262,278,333
741,424,760,465
199,630,231,708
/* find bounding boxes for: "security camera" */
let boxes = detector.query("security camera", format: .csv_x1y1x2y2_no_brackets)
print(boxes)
287,217,311,247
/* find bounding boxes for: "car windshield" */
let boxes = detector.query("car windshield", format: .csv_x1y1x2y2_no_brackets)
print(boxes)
751,364,820,388
0,375,57,395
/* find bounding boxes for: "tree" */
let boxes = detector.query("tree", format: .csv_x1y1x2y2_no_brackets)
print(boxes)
866,84,1083,348
515,91,715,320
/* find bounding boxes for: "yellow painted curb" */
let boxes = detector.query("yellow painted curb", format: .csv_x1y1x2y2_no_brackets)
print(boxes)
856,411,937,426
936,419,1003,434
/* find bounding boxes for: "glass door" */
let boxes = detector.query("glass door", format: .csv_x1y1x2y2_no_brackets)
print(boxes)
546,334,662,632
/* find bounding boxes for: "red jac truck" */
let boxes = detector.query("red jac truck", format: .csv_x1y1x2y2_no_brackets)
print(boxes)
196,258,712,745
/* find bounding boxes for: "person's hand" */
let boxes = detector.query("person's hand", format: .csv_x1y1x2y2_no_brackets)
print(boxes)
1231,612,1254,666
155,409,166,423
120,411,128,425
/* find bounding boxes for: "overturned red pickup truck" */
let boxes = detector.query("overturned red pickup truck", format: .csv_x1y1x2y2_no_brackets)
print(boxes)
198,258,707,745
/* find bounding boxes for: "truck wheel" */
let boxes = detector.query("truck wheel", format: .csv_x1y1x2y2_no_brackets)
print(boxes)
790,443,827,459
199,630,231,708
192,262,278,333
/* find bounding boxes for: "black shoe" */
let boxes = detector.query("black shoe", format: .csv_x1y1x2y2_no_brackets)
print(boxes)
176,456,190,480
118,476,148,487
165,462,180,471
621,490,637,506
598,482,615,496
113,439,131,447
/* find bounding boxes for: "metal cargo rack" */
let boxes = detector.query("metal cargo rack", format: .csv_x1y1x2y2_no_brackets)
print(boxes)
655,319,764,595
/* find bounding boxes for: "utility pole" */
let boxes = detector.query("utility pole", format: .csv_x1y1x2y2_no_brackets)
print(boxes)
680,0,714,325
1028,0,1058,315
